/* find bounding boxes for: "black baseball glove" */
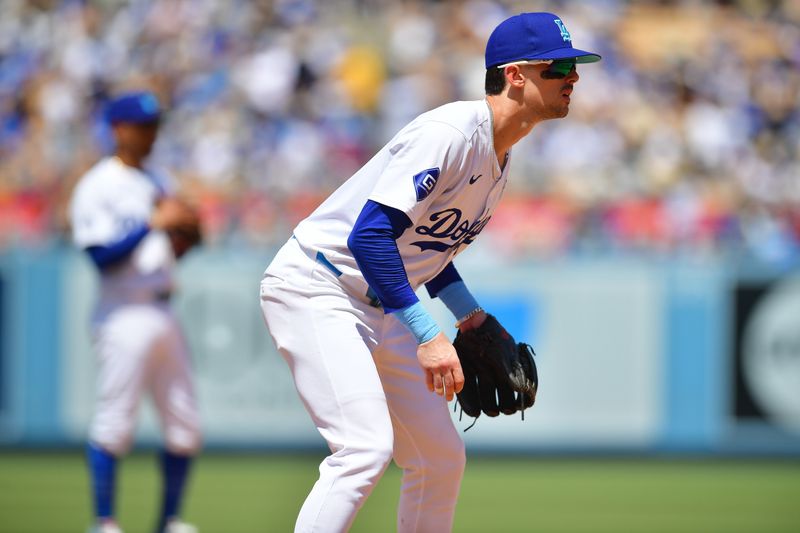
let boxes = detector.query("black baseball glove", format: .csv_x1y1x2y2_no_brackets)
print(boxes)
453,314,538,424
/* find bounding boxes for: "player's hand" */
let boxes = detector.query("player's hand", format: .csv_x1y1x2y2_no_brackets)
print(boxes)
417,332,464,401
150,197,200,232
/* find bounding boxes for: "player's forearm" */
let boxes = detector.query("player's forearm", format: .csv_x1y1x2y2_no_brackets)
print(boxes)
348,200,417,313
85,223,150,269
394,301,441,344
425,263,482,327
348,200,443,343
424,262,462,296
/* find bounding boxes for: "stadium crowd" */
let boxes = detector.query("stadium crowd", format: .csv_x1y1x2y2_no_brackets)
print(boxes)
1,0,798,263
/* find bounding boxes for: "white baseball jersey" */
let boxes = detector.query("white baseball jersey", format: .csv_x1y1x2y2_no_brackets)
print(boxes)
293,99,510,290
70,156,176,299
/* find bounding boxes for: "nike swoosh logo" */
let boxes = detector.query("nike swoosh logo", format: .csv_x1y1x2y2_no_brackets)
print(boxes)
469,174,482,184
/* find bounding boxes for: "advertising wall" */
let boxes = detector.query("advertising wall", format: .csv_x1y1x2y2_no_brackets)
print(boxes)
730,278,800,449
0,267,7,438
2,245,799,454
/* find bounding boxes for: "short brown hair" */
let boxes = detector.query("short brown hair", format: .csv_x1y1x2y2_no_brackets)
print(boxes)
485,67,505,95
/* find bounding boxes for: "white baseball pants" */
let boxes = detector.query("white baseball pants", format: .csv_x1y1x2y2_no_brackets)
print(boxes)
89,299,201,456
260,237,465,533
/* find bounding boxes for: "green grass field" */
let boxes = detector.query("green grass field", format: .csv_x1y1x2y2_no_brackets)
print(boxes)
0,452,798,533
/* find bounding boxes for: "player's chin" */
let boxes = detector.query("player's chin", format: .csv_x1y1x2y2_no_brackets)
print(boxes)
545,105,569,120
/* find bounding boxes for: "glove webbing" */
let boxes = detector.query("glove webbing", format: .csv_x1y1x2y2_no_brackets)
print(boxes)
454,401,479,432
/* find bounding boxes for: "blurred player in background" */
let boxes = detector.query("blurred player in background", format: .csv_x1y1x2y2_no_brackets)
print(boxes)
260,12,600,533
69,91,203,533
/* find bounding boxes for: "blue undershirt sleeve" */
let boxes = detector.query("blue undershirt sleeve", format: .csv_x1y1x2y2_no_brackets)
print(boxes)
394,301,441,344
425,262,462,297
348,200,443,343
86,223,150,270
347,200,416,313
425,263,480,321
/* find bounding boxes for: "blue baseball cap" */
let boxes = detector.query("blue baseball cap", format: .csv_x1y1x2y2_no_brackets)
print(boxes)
106,91,161,124
485,12,601,68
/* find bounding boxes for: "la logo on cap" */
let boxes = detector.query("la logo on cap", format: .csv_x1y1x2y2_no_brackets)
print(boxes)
554,19,571,42
139,93,160,114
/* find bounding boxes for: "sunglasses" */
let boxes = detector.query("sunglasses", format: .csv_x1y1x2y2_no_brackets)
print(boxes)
496,59,577,79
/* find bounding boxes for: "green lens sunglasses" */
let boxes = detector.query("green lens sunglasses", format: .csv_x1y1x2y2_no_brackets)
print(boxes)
496,58,577,79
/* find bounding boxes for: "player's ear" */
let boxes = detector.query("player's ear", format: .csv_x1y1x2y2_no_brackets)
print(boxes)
504,65,526,89
111,122,130,141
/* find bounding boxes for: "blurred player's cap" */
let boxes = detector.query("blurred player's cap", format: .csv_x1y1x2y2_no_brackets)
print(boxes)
485,12,601,68
106,91,161,124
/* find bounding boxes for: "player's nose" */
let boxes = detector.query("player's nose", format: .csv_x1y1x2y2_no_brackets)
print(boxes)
566,67,579,83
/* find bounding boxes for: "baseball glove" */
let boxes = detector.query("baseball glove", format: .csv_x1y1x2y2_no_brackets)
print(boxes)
453,314,538,424
167,221,202,259
154,196,203,259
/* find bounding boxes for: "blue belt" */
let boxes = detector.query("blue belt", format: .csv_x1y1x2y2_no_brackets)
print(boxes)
315,251,382,308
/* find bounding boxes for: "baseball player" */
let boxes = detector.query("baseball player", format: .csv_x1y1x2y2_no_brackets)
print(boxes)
69,91,202,533
260,12,600,533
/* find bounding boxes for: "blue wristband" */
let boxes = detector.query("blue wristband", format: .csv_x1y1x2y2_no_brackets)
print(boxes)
394,301,441,344
436,281,480,324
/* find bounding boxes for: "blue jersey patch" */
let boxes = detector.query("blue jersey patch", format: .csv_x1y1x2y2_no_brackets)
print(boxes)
413,167,440,201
